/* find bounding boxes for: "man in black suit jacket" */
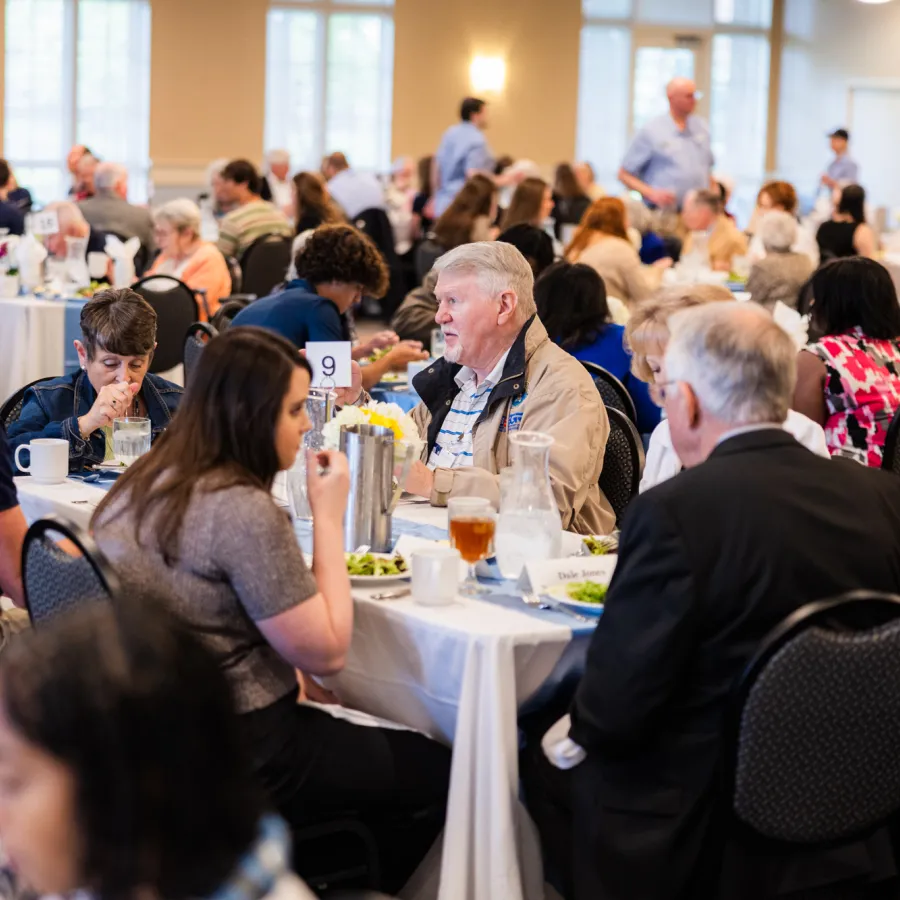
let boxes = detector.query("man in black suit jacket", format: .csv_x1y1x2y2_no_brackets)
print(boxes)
558,303,900,899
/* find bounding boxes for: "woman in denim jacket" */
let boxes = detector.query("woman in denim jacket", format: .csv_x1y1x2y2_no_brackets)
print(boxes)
8,288,182,472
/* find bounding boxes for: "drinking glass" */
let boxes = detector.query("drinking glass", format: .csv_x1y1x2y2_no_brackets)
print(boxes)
113,417,151,464
447,497,495,597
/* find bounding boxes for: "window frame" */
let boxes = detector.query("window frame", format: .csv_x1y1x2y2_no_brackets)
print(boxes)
3,0,152,205
265,0,395,173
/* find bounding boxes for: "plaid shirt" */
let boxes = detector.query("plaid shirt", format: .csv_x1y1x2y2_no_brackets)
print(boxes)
209,815,291,900
426,349,510,470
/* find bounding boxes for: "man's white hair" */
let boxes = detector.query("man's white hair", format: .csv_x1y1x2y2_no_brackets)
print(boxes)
433,241,536,324
759,210,798,253
665,301,796,426
266,148,290,167
153,198,201,237
94,162,127,193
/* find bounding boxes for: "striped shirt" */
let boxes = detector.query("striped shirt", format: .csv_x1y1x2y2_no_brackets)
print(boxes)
427,350,509,470
216,199,293,259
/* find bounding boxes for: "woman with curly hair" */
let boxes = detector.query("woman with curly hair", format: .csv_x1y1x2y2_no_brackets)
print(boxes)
232,223,389,347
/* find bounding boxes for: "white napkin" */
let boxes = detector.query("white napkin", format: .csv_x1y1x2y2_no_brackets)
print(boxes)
772,301,809,350
541,714,586,770
15,234,47,290
104,234,139,288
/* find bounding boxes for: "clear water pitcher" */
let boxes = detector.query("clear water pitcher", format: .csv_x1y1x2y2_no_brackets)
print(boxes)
494,431,563,579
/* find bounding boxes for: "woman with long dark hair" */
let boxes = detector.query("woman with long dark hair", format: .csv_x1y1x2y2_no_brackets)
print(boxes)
551,163,590,240
793,257,900,466
292,171,343,234
535,262,660,434
91,326,450,893
816,184,877,261
501,177,554,231
432,172,497,250
0,599,319,900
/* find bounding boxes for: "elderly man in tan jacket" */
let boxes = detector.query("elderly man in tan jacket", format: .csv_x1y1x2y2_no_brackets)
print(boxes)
404,241,615,535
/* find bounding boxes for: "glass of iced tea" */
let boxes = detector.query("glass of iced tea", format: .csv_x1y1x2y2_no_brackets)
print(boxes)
448,497,496,597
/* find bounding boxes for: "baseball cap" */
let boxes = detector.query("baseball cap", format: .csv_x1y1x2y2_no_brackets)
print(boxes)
829,128,850,141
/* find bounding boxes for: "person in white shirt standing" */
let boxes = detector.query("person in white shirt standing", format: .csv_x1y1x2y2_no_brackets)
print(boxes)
260,149,294,218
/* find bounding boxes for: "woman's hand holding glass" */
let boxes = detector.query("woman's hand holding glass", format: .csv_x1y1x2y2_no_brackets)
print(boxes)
306,449,350,524
78,381,139,437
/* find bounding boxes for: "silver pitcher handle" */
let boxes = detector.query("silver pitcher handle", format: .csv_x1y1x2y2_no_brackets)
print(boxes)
389,442,417,514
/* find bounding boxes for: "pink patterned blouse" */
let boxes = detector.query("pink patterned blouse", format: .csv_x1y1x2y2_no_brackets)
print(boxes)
806,327,900,467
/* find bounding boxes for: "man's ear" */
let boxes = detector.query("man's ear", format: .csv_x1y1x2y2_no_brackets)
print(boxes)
497,289,517,326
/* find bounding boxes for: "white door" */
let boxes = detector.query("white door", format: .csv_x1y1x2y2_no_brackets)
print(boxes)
849,85,900,217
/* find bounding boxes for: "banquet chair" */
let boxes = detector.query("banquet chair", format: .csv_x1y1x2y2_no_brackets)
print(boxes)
222,252,243,294
211,298,253,331
239,234,292,300
293,818,381,894
132,275,200,374
599,407,645,525
581,361,638,425
183,322,217,385
355,207,406,317
882,407,900,475
22,514,121,626
724,590,900,858
1,377,57,429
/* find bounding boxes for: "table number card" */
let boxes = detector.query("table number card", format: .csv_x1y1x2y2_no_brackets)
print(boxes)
517,555,617,594
32,210,60,236
306,341,352,388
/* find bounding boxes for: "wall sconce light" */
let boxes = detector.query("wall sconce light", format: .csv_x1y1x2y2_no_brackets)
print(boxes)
857,0,893,5
470,56,506,94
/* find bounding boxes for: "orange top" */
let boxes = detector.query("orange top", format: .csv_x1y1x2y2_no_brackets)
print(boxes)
145,242,232,321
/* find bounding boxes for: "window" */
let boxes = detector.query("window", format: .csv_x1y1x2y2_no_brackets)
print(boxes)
265,0,394,174
710,34,770,222
4,0,151,206
576,26,631,188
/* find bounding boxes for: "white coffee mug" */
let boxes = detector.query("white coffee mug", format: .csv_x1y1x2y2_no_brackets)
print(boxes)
412,547,461,607
14,438,69,485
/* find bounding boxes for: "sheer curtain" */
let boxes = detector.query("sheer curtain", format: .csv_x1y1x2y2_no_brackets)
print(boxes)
265,0,394,174
4,0,151,205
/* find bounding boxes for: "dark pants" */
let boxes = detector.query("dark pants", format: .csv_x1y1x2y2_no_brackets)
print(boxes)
241,690,451,894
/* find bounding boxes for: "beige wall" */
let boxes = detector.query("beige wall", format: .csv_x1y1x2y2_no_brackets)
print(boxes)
149,0,269,186
145,0,581,187
391,0,581,168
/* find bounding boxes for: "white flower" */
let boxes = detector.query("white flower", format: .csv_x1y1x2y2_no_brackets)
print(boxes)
323,402,423,462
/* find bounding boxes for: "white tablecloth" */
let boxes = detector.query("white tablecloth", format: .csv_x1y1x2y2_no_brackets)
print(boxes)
14,481,587,900
0,296,72,405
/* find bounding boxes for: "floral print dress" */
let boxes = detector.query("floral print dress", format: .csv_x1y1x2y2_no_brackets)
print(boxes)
806,327,900,467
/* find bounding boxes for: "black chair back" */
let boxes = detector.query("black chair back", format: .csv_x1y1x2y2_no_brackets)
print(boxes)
415,237,446,286
239,234,292,300
599,407,645,525
581,361,638,425
1,377,57,429
294,819,381,894
106,230,150,277
132,275,200,373
726,590,900,846
883,406,900,475
22,514,120,625
183,322,217,386
355,207,405,317
222,252,243,294
211,298,253,331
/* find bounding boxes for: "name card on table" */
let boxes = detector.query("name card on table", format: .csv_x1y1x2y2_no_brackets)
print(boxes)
306,341,352,388
32,210,59,236
517,555,618,594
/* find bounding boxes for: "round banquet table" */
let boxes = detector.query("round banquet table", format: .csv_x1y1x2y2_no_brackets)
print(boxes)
0,295,88,406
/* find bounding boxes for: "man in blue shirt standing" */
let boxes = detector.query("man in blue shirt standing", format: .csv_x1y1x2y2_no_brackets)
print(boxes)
821,128,859,189
618,78,713,210
433,97,496,217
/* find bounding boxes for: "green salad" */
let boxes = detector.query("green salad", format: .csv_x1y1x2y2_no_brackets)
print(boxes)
565,581,608,605
583,536,612,556
364,347,392,364
345,553,408,577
